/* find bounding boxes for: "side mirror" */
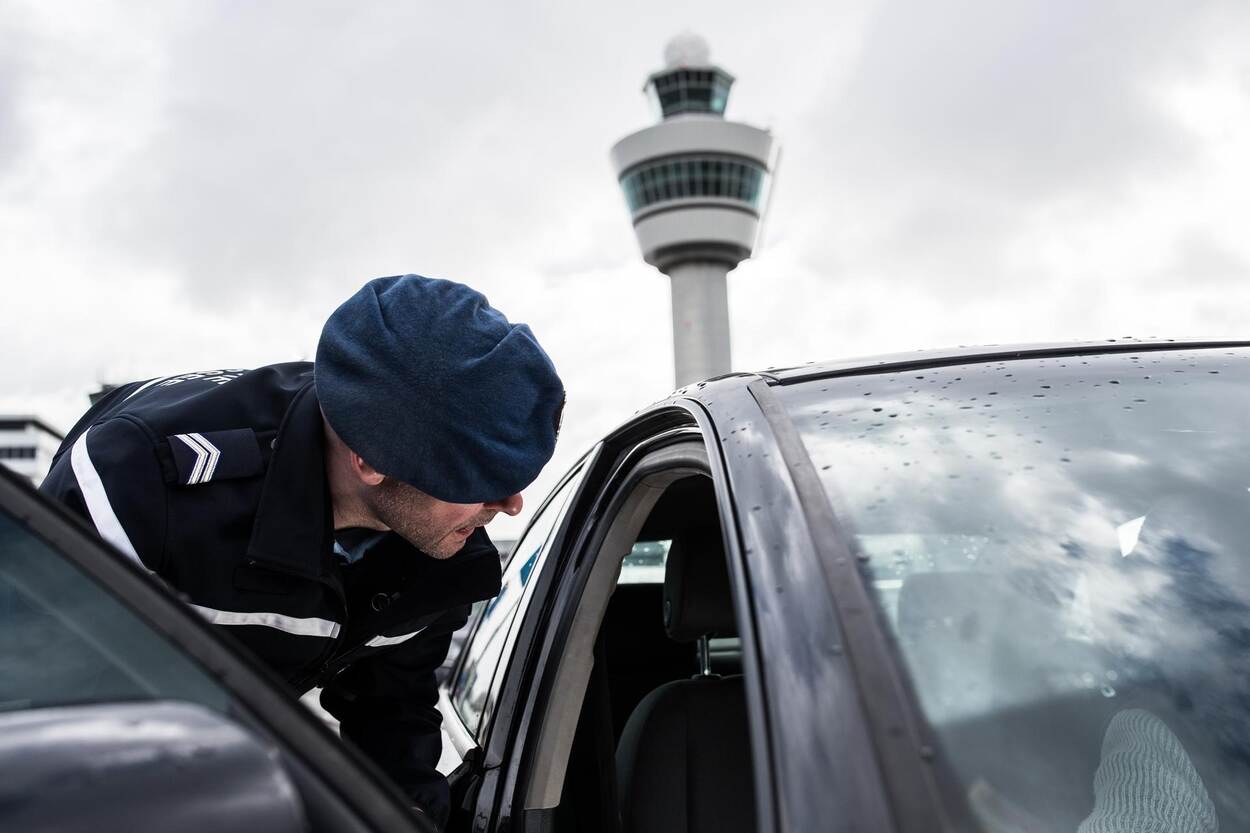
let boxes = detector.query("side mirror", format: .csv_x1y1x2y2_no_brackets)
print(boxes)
0,700,307,833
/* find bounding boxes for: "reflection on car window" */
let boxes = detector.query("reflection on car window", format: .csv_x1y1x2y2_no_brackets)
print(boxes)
781,348,1250,832
0,509,230,714
451,464,587,737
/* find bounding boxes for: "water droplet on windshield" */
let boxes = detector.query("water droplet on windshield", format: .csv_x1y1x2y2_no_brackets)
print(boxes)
1100,685,1117,698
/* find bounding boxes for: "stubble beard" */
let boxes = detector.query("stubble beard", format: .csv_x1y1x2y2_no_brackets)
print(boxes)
367,478,484,559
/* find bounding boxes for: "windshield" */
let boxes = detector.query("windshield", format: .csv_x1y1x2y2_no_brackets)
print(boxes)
779,346,1250,832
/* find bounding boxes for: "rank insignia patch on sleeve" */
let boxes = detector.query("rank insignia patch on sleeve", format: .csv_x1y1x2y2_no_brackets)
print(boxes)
167,428,264,486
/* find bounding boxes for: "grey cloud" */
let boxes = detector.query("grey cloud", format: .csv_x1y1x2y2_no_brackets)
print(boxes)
824,0,1217,196
0,11,33,181
1153,231,1250,288
795,0,1244,294
81,1,675,305
0,64,23,177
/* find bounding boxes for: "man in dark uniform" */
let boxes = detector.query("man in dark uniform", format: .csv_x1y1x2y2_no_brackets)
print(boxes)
39,274,565,828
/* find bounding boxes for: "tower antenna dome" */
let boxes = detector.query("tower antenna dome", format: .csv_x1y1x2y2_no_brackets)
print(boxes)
663,32,710,68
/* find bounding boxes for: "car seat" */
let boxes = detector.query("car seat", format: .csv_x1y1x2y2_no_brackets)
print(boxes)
614,520,756,833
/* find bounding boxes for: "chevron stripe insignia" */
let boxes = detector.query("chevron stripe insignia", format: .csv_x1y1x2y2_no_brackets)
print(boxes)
174,433,223,485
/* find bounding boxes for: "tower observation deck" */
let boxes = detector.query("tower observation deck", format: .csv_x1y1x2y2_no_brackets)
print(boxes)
611,34,775,387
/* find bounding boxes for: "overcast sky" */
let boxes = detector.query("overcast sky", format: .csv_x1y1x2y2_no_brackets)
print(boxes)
3,0,1248,536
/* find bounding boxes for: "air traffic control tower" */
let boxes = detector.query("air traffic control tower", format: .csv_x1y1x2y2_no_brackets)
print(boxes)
611,35,775,387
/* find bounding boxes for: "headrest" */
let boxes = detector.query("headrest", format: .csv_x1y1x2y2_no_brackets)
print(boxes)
662,522,736,642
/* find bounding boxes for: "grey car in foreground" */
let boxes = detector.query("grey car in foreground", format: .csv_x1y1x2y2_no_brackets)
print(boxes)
437,340,1250,833
0,456,437,832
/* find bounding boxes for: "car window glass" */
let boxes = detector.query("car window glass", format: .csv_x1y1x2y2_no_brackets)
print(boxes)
451,464,587,737
781,347,1250,832
0,509,230,714
617,539,670,584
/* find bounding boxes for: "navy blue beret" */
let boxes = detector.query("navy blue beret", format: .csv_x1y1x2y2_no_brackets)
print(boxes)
315,275,565,504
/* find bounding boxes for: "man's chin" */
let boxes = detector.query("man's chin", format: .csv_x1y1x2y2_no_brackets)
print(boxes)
421,533,470,560
424,542,465,560
392,524,477,559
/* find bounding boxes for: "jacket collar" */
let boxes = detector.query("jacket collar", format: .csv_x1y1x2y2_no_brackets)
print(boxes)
247,381,334,577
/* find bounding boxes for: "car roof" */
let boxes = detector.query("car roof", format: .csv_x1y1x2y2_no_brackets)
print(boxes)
757,338,1250,385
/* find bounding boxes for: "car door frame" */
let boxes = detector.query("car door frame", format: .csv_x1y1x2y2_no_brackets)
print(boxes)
478,372,948,833
719,375,963,833
0,466,432,833
462,398,780,833
439,444,605,830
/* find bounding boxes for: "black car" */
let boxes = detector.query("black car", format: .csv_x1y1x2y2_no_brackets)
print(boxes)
437,340,1250,833
6,340,1250,833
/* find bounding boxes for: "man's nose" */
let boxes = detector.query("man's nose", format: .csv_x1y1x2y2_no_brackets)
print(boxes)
486,493,524,517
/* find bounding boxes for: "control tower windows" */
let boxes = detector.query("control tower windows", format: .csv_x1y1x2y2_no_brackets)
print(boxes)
647,68,735,118
620,155,766,215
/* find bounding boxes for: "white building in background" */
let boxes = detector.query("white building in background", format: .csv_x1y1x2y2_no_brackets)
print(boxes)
0,417,65,486
611,34,777,388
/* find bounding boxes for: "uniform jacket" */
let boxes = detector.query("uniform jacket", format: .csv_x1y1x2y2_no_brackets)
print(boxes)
40,363,502,826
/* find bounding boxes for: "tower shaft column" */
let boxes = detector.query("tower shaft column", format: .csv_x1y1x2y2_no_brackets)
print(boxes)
667,260,731,387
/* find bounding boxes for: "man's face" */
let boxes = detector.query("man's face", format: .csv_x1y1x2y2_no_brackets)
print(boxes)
364,477,517,559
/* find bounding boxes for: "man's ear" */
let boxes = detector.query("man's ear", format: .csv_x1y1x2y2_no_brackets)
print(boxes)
350,452,387,487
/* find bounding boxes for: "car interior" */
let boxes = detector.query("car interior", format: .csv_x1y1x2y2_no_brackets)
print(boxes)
525,468,760,833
